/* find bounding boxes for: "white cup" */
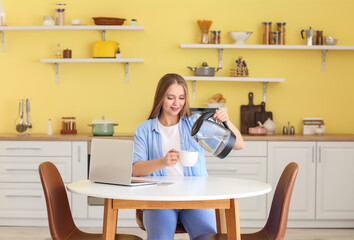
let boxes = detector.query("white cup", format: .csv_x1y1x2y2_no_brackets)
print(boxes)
178,150,198,166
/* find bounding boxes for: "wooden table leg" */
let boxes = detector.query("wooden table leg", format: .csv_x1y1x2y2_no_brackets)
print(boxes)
102,198,118,240
225,198,241,240
215,209,227,234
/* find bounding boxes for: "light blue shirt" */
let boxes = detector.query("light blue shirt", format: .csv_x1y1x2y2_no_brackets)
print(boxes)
133,114,207,176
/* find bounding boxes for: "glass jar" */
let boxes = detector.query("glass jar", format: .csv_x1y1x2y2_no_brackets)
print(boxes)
55,3,66,26
276,22,286,45
271,31,280,45
43,16,55,26
211,30,221,44
262,22,272,44
200,30,209,44
316,30,323,45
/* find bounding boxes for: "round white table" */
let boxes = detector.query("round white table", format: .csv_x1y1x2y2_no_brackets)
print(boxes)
68,176,271,240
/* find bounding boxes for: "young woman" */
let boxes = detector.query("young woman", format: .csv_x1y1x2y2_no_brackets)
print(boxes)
132,73,244,240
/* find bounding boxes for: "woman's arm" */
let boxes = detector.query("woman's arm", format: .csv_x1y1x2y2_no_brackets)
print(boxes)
213,109,244,150
132,149,178,177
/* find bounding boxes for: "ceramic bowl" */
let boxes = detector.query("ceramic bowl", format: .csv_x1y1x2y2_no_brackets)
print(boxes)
248,126,267,136
325,36,337,45
229,31,253,44
206,102,225,108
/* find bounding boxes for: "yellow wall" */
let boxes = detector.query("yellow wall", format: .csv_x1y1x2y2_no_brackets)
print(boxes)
1,0,354,135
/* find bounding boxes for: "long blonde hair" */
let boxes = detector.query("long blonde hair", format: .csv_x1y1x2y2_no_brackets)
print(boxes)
148,73,191,120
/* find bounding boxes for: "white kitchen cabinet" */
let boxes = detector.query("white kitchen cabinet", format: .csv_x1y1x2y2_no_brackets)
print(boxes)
205,141,268,220
316,142,354,219
268,141,354,226
267,141,316,220
0,141,72,225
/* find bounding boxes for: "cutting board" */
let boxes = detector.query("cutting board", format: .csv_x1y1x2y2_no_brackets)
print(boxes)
240,92,262,134
255,101,273,125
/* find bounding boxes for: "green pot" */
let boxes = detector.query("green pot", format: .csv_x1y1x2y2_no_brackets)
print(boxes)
90,118,118,136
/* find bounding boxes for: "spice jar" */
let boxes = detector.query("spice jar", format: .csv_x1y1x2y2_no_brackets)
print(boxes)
271,31,280,45
55,3,66,26
276,22,286,45
262,22,272,44
211,30,221,44
316,30,323,45
43,16,55,26
63,48,72,58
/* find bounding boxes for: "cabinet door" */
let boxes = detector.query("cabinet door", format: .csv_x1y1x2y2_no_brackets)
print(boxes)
205,141,267,220
71,141,89,219
316,142,354,219
268,141,316,219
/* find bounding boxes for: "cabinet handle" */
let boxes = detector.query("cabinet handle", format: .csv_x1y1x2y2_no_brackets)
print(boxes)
5,147,41,150
78,145,81,163
208,169,238,173
319,146,321,163
5,194,41,198
5,168,38,172
312,146,314,163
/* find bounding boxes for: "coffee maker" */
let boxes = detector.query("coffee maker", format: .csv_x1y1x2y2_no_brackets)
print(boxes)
301,27,316,46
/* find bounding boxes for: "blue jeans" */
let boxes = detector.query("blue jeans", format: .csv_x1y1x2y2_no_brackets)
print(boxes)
143,209,217,240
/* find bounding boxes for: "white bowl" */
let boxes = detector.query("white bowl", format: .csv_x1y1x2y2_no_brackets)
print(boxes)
206,102,225,108
229,31,253,44
324,36,337,45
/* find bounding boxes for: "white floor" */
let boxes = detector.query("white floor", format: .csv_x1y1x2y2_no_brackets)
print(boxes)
1,227,354,240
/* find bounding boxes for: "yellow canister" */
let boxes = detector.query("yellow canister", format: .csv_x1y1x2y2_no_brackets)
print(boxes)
92,41,118,58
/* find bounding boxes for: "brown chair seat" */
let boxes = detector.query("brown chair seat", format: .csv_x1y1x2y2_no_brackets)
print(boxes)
39,161,143,240
194,162,299,240
136,209,187,233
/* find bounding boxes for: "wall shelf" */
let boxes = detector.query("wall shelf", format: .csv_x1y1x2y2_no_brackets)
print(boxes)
40,58,144,84
183,76,284,102
0,25,144,52
180,44,354,71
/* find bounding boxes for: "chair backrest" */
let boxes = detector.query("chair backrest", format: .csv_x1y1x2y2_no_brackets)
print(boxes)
264,162,299,240
39,161,76,240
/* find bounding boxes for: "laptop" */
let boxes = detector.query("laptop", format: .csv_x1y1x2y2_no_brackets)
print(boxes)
89,138,158,186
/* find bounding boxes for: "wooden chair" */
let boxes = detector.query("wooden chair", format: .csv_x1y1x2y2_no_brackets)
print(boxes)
194,162,299,240
39,161,142,240
136,209,187,233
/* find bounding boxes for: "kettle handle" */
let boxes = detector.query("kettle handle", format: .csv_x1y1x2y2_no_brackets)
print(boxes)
301,29,305,39
200,110,231,130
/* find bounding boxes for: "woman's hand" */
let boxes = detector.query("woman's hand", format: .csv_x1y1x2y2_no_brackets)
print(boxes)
163,149,178,167
213,109,245,150
213,109,229,123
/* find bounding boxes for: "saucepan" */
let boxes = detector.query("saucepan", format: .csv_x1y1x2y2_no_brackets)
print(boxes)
89,117,119,136
187,62,222,76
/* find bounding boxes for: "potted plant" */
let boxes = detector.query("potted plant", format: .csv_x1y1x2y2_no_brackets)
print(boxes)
131,19,137,26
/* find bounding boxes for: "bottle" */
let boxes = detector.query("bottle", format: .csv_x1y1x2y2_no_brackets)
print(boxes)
56,44,62,58
0,1,5,26
276,22,286,45
47,119,53,136
262,22,272,44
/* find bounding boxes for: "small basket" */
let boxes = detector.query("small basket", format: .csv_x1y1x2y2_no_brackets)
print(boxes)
92,17,126,25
